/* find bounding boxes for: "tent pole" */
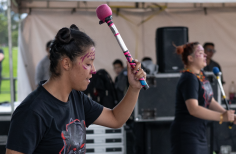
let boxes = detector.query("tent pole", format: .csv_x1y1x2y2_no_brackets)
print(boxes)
7,0,15,115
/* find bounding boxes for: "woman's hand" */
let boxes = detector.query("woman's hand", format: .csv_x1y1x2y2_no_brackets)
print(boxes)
127,60,146,90
222,110,235,122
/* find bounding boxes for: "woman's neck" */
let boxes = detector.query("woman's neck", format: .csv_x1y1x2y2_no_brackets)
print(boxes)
185,65,201,74
43,77,72,103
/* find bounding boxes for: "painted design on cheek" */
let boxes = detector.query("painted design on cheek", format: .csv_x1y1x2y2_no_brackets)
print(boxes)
80,49,96,71
195,51,204,58
82,65,88,70
91,71,96,74
195,51,201,57
195,45,204,58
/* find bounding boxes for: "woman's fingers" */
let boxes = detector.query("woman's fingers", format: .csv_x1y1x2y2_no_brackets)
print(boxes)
132,59,141,74
135,69,146,80
226,110,235,121
223,110,235,122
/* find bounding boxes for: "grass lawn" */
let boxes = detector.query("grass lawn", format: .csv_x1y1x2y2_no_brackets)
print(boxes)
0,47,18,103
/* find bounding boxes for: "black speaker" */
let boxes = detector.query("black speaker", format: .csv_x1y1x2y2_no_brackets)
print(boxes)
156,27,188,73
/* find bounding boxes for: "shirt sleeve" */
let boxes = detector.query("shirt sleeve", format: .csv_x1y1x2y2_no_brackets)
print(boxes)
82,92,103,127
6,110,46,154
180,74,199,101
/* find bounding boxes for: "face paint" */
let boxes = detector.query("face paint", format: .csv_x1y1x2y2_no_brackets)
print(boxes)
86,51,95,60
80,50,95,62
82,65,88,70
196,45,204,52
79,47,96,71
195,45,204,58
91,70,96,74
80,53,89,62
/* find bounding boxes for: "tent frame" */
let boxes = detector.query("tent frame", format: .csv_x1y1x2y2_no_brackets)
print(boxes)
12,0,236,14
8,0,236,115
7,0,14,114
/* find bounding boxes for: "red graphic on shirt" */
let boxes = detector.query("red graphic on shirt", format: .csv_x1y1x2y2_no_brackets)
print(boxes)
202,80,213,108
59,119,86,154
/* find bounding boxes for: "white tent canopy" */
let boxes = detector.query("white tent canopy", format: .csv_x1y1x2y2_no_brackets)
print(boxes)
12,0,236,14
12,0,236,101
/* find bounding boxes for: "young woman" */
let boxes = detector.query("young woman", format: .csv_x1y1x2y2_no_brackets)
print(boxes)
170,42,236,154
6,24,146,154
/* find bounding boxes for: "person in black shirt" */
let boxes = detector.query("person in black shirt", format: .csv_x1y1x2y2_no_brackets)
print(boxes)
0,48,4,93
170,42,236,154
113,59,128,102
113,59,124,83
6,24,146,154
35,40,53,86
203,42,225,84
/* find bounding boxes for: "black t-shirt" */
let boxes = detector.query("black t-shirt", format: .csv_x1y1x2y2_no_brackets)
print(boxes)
0,49,3,76
6,81,103,154
172,72,213,142
204,59,225,84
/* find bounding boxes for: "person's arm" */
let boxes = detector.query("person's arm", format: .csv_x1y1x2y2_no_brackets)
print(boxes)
6,149,24,154
0,53,4,62
186,99,235,122
209,97,226,113
209,98,236,124
94,60,146,128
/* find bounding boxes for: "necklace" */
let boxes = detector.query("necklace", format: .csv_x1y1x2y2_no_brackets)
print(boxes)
181,68,205,82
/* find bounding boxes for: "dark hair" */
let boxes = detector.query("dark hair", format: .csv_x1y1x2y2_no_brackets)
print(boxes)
203,42,214,49
49,24,95,77
176,42,200,65
142,57,152,62
46,40,53,49
113,59,123,67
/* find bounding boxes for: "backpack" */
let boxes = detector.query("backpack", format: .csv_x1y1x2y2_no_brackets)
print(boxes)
83,69,118,109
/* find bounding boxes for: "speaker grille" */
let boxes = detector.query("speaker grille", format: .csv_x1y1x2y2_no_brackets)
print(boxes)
156,27,188,73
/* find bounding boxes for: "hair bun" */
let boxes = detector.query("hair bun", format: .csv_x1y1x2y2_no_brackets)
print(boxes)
176,45,185,55
173,42,184,55
70,24,79,31
56,27,72,44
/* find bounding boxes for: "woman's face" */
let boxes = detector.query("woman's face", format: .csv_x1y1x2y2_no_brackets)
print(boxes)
69,46,96,91
192,44,207,69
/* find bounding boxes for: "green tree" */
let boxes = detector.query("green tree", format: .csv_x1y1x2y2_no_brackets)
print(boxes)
0,13,8,46
0,2,19,47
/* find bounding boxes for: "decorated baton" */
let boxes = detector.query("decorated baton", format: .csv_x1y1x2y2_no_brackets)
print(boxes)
213,67,234,129
96,4,149,90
